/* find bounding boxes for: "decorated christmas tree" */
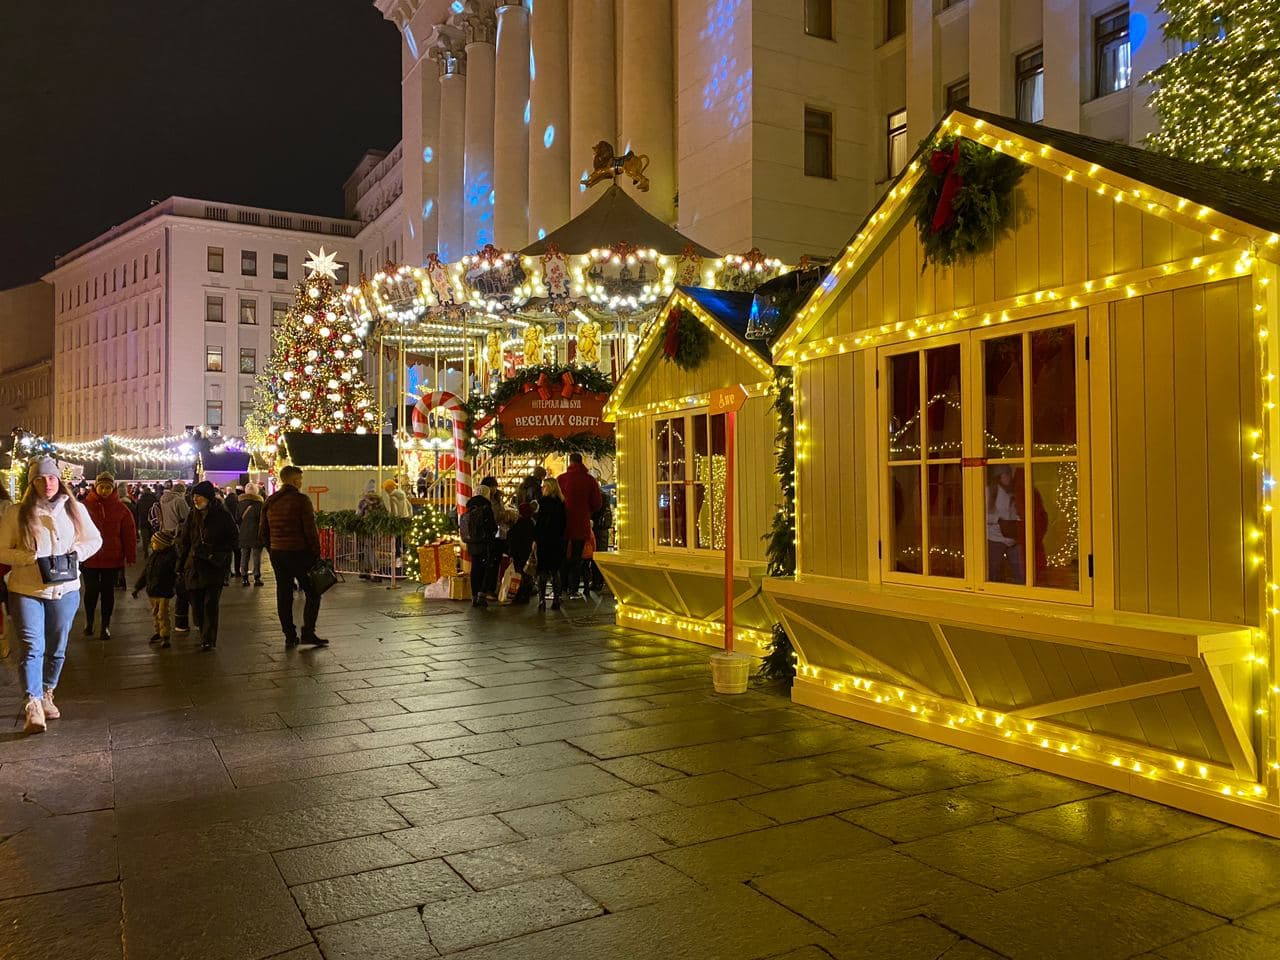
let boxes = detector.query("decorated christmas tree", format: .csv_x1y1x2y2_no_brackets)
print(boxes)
403,506,449,582
1145,1,1280,177
257,249,377,450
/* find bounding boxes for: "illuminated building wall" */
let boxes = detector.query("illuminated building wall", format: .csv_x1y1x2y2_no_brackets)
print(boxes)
44,199,360,441
0,281,54,438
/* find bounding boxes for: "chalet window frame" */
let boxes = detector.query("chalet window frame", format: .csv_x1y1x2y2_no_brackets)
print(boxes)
650,408,732,557
875,312,1092,605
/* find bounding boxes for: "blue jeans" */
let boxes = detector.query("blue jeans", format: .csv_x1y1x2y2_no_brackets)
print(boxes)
9,591,80,699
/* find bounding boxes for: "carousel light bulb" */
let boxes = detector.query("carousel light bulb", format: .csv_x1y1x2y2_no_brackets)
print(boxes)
299,390,312,400
319,327,331,337
289,417,302,428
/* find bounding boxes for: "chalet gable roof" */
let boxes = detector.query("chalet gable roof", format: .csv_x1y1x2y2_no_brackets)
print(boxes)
773,108,1280,362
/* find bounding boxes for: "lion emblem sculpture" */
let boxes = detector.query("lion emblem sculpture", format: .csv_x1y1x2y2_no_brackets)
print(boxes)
581,141,651,192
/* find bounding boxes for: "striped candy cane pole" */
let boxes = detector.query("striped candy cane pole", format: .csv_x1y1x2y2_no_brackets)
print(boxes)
412,390,472,512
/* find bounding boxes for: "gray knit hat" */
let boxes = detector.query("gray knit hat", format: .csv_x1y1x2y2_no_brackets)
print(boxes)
28,457,58,482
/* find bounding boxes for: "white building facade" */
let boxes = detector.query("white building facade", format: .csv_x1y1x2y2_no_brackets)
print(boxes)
368,0,1176,268
44,198,360,442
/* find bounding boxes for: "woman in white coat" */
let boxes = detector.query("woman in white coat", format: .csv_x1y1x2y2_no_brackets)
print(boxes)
0,458,102,733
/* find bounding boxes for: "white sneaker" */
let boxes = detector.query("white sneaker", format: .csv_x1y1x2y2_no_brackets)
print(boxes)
23,697,46,734
41,688,60,720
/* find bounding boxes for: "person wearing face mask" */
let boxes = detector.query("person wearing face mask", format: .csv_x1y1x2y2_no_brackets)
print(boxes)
80,471,137,639
175,480,238,651
0,458,103,734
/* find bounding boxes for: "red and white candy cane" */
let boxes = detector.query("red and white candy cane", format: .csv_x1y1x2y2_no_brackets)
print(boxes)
412,390,472,511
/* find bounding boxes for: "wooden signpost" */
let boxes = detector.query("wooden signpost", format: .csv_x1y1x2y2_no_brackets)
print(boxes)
709,385,748,654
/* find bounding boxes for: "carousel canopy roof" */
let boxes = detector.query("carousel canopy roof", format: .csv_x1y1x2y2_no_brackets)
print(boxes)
521,185,720,259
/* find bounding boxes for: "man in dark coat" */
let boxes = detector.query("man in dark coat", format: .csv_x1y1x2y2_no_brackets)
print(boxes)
135,485,160,559
557,454,602,599
260,466,325,649
176,481,238,651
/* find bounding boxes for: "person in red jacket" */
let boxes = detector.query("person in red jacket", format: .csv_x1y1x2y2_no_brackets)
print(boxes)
557,453,602,600
81,472,138,639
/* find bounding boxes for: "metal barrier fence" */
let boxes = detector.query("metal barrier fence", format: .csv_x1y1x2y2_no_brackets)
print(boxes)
319,529,403,587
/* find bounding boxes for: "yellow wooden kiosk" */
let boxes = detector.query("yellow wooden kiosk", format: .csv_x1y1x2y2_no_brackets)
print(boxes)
766,108,1280,834
597,287,781,654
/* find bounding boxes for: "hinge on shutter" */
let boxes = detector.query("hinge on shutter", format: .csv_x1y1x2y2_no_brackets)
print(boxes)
1087,553,1094,578
877,540,883,559
1084,335,1090,361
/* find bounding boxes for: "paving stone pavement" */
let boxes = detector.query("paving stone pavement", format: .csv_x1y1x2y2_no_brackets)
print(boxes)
2,577,1279,959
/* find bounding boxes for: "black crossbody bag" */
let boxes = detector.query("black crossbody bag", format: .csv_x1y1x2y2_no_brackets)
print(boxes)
37,551,79,584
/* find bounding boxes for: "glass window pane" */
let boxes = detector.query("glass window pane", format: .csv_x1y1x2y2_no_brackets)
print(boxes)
670,483,688,548
985,465,1027,585
670,418,686,483
888,353,920,461
657,485,672,546
984,335,1024,458
1031,327,1077,455
1031,462,1080,590
925,345,962,459
927,463,965,578
656,420,672,482
890,466,922,574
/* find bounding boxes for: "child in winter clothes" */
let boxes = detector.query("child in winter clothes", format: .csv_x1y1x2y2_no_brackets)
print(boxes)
133,530,178,648
506,502,536,605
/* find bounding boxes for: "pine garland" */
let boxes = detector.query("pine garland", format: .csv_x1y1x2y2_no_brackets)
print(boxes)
908,136,1026,270
758,371,797,687
315,510,413,538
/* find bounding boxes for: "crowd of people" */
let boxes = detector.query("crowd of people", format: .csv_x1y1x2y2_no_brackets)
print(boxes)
461,453,613,611
0,460,327,734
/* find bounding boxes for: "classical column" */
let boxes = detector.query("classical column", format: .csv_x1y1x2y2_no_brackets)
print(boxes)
528,0,570,242
618,0,674,220
431,25,467,262
905,0,940,150
968,0,1013,117
493,2,530,249
1042,0,1083,131
463,3,497,252
403,56,441,264
569,0,616,216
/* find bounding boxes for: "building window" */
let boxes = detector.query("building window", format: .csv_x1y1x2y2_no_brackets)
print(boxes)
886,108,908,179
1015,47,1045,123
133,260,138,283
804,0,833,39
273,253,288,280
206,346,223,372
272,300,289,325
945,78,970,111
655,411,729,552
239,298,258,325
241,250,257,276
155,248,161,272
239,401,255,428
803,108,834,179
205,295,224,323
206,400,223,427
885,0,906,40
239,347,256,374
1094,7,1130,98
336,262,350,286
880,318,1085,596
207,246,224,272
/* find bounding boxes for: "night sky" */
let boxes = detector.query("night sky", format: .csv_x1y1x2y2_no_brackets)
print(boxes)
0,0,402,290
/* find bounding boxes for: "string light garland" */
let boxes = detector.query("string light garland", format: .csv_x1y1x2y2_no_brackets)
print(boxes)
1146,1,1280,179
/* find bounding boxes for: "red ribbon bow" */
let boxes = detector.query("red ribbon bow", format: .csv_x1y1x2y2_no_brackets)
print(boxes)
663,308,684,358
559,372,578,399
929,142,964,234
535,372,553,400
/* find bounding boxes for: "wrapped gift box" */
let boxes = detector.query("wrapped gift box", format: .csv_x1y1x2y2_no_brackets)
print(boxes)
417,540,462,584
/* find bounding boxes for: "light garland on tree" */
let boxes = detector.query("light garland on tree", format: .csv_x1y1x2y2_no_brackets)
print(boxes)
1146,0,1280,178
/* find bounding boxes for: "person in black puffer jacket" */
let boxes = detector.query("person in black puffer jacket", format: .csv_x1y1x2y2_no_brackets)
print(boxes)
533,479,567,611
176,481,238,651
133,530,178,648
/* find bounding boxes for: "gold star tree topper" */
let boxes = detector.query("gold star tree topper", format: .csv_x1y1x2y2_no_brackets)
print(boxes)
303,247,341,281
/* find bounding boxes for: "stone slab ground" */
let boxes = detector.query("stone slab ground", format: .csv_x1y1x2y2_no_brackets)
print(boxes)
2,577,1279,959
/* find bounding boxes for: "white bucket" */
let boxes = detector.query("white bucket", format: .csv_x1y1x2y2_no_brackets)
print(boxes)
709,652,752,694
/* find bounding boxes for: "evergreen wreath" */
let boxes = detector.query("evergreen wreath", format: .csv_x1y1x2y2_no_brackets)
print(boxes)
465,363,616,459
661,306,712,371
908,135,1027,270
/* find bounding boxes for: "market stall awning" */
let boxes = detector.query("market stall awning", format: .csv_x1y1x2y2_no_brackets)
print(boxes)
280,432,397,468
521,185,720,259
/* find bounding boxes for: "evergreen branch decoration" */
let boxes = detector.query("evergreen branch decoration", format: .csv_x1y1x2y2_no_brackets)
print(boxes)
661,306,712,371
315,510,413,538
757,624,797,688
908,136,1026,270
464,363,617,459
759,371,796,687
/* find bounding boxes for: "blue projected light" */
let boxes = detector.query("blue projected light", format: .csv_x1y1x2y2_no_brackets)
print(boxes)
423,146,434,164
1130,12,1148,52
451,1,464,13
423,199,435,219
408,221,416,239
544,125,556,148
524,100,531,125
404,25,418,59
537,228,546,240
489,190,496,206
529,48,536,80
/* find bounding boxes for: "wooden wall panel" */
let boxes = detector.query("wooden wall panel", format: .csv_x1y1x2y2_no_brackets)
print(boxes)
1036,170,1063,291
1061,180,1089,284
847,356,869,581
617,419,649,552
1014,173,1040,295
1111,280,1257,626
625,333,763,410
737,395,778,564
1087,191,1115,277
900,229,919,321
1141,213,1172,268
1113,201,1143,275
880,240,900,331
821,356,846,578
